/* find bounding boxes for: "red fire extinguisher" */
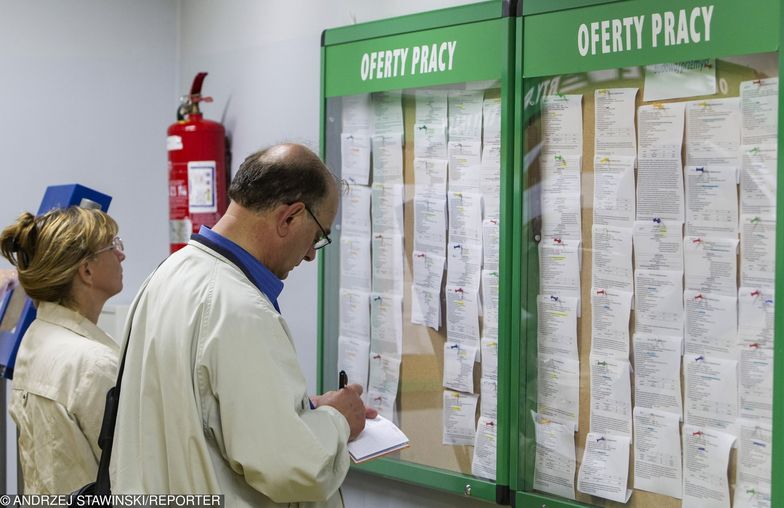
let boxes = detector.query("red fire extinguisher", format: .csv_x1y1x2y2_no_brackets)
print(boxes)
167,72,230,253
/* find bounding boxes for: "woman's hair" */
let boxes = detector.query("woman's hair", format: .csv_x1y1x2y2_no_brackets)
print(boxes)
0,206,118,308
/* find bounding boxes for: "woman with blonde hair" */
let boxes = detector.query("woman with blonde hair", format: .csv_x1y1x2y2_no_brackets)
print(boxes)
0,206,125,494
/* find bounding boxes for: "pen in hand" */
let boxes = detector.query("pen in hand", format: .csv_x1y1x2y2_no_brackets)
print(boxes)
339,370,348,389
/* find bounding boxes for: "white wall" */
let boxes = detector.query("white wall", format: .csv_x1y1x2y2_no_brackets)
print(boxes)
0,0,178,304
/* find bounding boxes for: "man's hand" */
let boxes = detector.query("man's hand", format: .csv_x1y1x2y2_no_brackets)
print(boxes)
314,384,377,440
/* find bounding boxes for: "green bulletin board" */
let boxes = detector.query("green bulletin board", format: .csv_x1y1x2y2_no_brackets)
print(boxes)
319,1,517,503
514,1,782,507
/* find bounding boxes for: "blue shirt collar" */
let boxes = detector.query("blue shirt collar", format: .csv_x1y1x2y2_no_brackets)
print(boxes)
193,226,284,313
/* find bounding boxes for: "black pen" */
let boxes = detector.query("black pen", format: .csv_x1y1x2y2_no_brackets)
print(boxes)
339,370,348,389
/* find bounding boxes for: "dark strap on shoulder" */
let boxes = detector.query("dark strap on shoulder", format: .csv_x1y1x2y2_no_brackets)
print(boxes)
93,262,163,495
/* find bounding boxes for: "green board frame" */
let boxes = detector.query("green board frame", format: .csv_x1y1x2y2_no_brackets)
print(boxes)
318,1,519,504
512,0,783,506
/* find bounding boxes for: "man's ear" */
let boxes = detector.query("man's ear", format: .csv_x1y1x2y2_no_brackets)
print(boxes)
76,259,93,287
276,202,306,237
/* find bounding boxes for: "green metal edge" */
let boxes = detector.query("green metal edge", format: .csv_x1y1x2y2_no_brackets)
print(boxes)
353,457,498,502
317,44,327,396
323,0,505,46
516,491,586,508
522,0,624,16
508,14,525,494
495,14,516,500
772,7,784,505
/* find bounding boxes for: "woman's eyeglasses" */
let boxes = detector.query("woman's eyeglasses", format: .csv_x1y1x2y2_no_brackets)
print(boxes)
93,236,124,255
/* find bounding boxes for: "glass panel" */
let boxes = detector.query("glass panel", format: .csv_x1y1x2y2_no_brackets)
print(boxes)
324,80,502,479
519,54,777,506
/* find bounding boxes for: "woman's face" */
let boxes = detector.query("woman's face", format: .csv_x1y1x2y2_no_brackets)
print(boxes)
89,238,125,298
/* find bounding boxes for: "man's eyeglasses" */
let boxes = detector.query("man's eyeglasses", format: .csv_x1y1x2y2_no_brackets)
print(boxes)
304,206,332,250
93,236,124,256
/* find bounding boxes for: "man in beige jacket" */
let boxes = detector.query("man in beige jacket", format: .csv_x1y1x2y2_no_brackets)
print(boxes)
112,144,375,507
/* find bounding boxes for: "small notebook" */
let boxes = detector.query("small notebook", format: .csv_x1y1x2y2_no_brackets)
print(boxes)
348,415,410,463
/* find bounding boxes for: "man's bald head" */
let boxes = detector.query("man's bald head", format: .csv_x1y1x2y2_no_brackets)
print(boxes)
228,143,339,214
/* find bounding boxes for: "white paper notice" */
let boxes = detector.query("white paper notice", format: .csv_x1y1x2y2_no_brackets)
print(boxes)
638,102,685,159
684,355,739,434
481,269,499,338
480,337,498,380
480,143,502,218
445,286,480,348
369,294,403,357
684,236,739,297
685,165,739,237
447,242,482,292
740,145,777,219
340,236,372,292
739,346,774,422
482,95,502,145
594,88,638,158
591,225,633,292
577,433,632,503
367,352,401,420
412,251,445,291
537,294,579,359
590,288,632,359
414,123,447,160
371,135,404,185
372,91,404,134
633,407,683,498
542,94,583,153
541,152,582,240
538,355,580,431
371,234,404,295
539,239,581,298
342,94,372,134
684,290,738,359
480,377,497,420
738,287,775,346
634,269,683,334
341,184,371,236
636,157,684,222
741,216,776,288
413,158,448,197
685,98,740,167
593,155,636,227
734,422,772,508
410,284,442,330
472,416,498,481
483,218,500,271
448,140,482,192
338,336,370,401
633,220,684,272
413,196,447,256
448,191,483,244
442,390,479,445
682,425,735,508
448,90,484,141
339,289,370,340
740,78,778,146
371,183,404,235
341,133,371,185
589,356,632,437
415,90,448,126
643,60,716,102
633,333,683,415
443,342,477,394
532,411,576,500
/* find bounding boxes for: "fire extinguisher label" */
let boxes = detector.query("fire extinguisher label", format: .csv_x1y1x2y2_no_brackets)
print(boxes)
166,135,183,151
169,218,193,245
188,161,218,214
